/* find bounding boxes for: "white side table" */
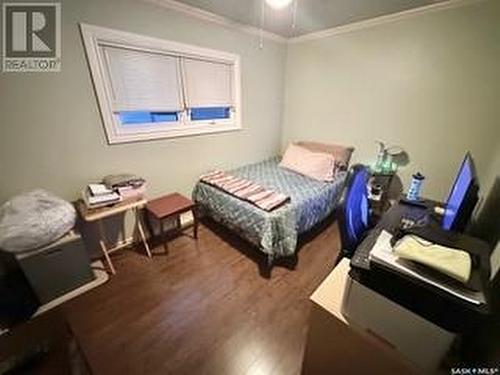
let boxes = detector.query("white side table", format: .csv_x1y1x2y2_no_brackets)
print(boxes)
78,198,151,274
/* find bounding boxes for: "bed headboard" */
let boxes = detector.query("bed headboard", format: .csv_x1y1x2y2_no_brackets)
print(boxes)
296,141,355,171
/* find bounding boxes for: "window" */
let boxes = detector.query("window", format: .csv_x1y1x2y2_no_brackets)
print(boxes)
190,107,231,121
80,24,241,144
119,111,179,125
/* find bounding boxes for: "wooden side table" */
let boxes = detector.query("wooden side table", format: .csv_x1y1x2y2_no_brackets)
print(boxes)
77,198,152,275
145,193,198,249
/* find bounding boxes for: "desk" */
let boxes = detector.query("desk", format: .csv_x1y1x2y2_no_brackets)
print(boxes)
301,259,417,374
304,201,494,372
78,198,152,275
351,200,493,331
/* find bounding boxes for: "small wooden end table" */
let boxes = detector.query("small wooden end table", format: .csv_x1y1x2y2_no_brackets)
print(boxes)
145,193,198,249
77,198,152,275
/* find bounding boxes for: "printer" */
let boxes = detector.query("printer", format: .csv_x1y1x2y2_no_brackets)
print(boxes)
343,224,493,372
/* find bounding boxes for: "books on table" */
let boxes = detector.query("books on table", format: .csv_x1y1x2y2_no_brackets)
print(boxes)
82,184,122,209
82,178,147,209
87,183,113,197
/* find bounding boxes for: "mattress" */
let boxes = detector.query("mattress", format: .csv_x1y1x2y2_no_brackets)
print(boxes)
192,157,346,258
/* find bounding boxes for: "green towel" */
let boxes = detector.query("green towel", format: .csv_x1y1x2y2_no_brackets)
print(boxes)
394,235,471,284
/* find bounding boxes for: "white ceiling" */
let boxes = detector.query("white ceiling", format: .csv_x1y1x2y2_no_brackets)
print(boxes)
173,0,447,37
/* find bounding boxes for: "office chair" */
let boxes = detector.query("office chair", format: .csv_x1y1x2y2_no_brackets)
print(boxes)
335,164,371,265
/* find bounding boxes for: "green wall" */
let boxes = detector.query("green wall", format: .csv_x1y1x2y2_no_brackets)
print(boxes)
0,0,287,203
282,0,500,200
2,0,498,204
0,0,498,259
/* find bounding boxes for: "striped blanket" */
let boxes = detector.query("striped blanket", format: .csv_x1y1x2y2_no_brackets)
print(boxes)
199,170,290,211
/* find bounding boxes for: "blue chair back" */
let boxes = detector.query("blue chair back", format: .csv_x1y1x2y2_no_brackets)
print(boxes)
338,165,370,259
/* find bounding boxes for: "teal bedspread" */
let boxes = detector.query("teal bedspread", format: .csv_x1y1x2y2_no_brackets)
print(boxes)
192,157,346,257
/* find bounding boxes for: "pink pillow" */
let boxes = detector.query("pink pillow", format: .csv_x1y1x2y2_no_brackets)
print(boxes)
280,144,335,182
296,141,354,171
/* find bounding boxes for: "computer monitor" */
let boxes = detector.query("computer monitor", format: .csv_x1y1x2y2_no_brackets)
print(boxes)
441,153,479,232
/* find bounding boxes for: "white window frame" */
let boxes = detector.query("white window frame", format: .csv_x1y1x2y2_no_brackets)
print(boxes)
80,23,242,144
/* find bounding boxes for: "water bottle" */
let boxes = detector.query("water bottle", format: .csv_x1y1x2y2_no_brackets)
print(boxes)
407,173,425,201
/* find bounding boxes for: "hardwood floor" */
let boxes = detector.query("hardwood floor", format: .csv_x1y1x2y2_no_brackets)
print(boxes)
62,218,341,375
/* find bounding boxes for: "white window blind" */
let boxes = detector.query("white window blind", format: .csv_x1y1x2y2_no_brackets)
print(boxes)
81,24,241,143
183,58,233,108
103,46,183,112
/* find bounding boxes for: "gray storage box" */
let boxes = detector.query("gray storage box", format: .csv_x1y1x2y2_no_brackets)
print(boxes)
15,231,94,304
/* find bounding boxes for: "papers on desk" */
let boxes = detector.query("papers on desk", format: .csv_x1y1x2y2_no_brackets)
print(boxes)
369,230,485,306
88,183,113,196
82,185,122,209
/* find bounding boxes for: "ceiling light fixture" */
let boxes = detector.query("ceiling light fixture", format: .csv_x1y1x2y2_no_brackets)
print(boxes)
265,0,293,10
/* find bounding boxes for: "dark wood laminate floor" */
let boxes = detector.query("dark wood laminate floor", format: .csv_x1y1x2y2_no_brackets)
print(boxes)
63,218,341,375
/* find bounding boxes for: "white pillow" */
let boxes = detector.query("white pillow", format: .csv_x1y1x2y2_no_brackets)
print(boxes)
280,144,335,182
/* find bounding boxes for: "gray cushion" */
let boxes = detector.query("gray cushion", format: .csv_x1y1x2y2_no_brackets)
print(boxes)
0,190,76,253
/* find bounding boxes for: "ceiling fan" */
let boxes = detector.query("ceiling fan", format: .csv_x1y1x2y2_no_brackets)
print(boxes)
265,0,293,9
259,0,297,47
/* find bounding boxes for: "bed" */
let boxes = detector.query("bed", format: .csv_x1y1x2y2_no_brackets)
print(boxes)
192,143,353,263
